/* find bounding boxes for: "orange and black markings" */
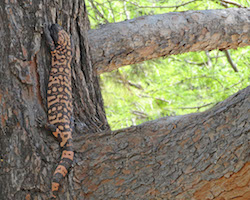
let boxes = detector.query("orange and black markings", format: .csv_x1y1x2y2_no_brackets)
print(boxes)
44,24,74,199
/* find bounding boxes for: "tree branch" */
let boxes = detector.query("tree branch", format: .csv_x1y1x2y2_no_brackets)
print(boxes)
177,102,214,110
88,0,109,24
128,0,198,9
88,8,250,74
218,0,246,8
73,85,250,199
224,49,239,72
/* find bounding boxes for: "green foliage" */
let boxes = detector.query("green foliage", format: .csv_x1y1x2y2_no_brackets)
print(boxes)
87,0,250,130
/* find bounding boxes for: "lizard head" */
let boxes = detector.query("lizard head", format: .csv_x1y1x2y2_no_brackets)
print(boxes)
49,24,70,48
44,23,74,59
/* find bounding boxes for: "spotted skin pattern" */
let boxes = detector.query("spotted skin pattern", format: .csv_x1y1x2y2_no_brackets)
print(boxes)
44,24,74,199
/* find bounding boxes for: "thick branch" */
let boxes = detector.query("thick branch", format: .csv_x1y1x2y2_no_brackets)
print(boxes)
88,8,250,74
73,85,250,199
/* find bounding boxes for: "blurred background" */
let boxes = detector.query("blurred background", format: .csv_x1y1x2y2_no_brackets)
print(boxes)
86,0,250,130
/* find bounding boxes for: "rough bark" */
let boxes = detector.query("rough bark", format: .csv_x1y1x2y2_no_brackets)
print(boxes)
0,0,108,199
88,8,250,74
72,86,250,199
0,1,249,200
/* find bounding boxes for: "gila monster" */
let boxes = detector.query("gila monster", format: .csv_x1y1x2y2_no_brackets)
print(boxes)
43,24,74,199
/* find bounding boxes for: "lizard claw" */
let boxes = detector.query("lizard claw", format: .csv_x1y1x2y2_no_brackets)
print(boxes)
36,117,46,128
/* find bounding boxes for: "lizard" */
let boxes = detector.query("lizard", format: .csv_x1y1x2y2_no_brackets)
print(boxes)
42,24,74,199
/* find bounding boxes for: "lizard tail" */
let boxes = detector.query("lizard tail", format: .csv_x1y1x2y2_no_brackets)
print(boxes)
51,141,74,199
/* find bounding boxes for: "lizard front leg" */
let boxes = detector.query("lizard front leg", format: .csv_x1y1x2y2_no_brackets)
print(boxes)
36,119,63,142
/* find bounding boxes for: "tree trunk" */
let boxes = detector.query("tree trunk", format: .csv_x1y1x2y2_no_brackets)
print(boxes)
0,0,108,199
73,85,250,199
0,1,249,200
88,8,250,74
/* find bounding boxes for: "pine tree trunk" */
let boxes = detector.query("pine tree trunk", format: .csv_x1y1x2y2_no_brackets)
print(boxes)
0,1,249,199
